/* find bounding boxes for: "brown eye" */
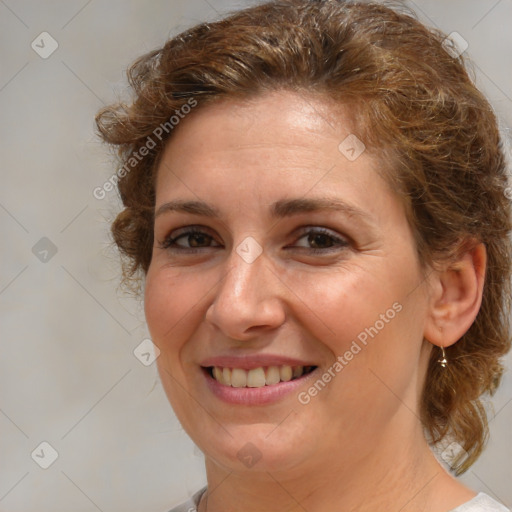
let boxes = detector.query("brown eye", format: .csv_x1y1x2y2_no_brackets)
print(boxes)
178,232,213,248
160,226,222,251
292,227,349,253
307,232,336,249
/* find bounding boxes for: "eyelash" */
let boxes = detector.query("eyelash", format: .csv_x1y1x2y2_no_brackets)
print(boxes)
158,225,350,255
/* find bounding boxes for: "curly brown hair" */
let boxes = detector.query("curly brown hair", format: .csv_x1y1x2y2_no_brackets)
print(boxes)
95,0,512,474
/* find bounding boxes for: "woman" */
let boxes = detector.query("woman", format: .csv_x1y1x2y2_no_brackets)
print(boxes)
95,1,512,511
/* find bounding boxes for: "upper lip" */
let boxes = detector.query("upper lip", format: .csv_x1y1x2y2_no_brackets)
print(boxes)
200,355,317,370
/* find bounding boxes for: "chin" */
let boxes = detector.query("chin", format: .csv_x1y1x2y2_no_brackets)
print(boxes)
193,422,314,474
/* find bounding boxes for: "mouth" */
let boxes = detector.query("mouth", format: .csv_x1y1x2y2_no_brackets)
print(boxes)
204,365,317,388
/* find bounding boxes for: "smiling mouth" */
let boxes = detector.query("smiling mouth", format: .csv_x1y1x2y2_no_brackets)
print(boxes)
206,365,317,388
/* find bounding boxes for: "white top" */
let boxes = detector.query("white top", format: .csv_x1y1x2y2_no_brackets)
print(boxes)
167,487,510,512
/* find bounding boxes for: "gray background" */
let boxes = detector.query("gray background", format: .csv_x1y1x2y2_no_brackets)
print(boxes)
0,1,511,511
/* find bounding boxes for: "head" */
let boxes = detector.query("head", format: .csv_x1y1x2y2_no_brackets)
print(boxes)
96,0,512,475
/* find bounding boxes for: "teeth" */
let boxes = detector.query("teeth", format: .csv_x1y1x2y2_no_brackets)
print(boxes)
222,367,231,385
213,367,223,383
280,366,293,382
231,368,247,388
247,367,266,388
211,365,310,388
293,366,304,378
265,366,281,385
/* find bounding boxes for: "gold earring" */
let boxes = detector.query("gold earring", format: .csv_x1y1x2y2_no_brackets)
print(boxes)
437,346,448,368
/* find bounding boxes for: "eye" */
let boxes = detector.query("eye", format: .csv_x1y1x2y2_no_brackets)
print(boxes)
158,225,350,255
159,226,222,252
290,227,350,253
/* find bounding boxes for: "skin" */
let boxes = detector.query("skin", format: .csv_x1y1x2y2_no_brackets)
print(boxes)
144,90,486,512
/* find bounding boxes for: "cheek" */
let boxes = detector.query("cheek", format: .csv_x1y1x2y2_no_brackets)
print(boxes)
144,268,204,353
144,269,206,419
320,269,427,414
293,266,399,352
301,258,426,382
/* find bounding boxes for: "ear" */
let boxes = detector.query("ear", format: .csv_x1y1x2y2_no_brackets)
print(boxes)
423,242,487,348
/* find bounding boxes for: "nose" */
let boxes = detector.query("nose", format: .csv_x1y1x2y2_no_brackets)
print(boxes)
205,247,286,341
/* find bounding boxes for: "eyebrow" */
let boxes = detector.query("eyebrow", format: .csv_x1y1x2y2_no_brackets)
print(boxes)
155,197,375,225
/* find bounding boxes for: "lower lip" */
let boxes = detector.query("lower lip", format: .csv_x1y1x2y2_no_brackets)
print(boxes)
203,368,318,405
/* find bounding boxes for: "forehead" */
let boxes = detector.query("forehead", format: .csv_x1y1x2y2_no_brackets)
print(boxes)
154,90,401,221
157,91,366,175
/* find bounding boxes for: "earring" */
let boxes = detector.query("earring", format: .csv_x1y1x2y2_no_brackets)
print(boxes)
437,347,448,368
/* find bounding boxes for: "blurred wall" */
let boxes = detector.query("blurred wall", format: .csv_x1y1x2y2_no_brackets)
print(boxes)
1,1,511,511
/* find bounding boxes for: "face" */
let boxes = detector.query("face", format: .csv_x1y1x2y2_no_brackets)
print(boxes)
144,90,433,474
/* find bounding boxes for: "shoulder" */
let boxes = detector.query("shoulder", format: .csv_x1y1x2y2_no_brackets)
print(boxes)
166,487,206,512
451,492,510,512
